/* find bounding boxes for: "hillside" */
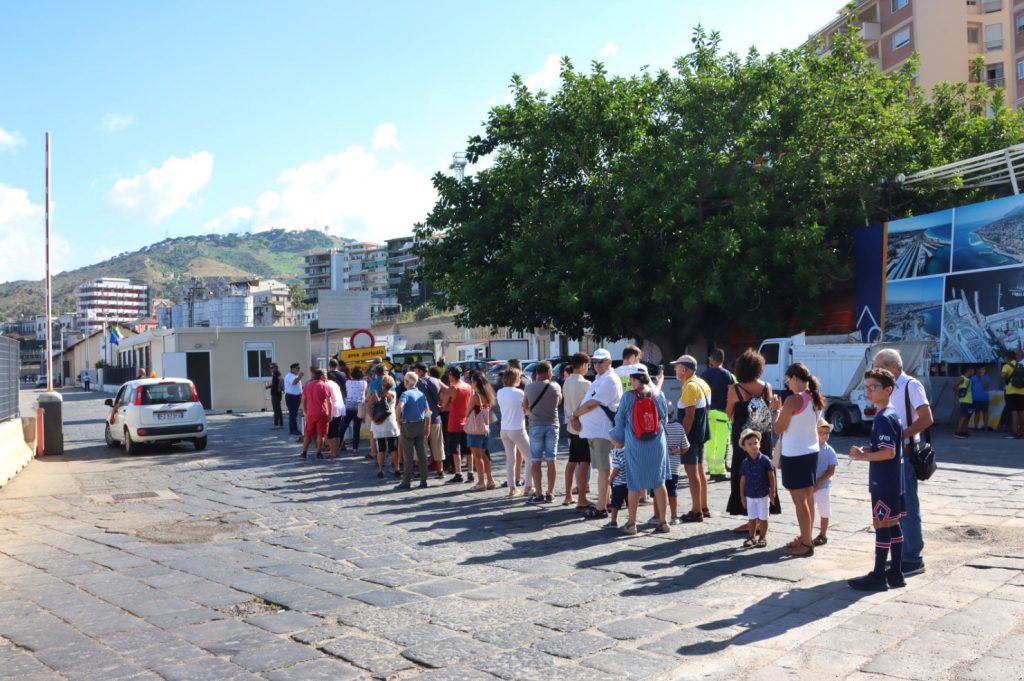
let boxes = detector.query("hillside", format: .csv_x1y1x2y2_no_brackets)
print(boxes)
0,229,349,320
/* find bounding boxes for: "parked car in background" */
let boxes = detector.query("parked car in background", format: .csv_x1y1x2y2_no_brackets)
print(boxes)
104,378,207,454
448,359,497,376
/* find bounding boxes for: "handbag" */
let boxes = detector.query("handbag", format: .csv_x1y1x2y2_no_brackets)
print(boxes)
371,392,392,425
464,405,490,435
903,381,937,481
356,402,367,420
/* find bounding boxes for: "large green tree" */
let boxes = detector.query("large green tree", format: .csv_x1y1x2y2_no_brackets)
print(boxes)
416,25,1024,357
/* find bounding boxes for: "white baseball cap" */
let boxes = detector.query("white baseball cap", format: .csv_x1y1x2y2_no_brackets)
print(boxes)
592,348,612,361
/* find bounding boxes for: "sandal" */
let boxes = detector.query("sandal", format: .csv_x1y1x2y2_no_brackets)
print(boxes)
469,484,486,492
654,523,671,534
584,508,609,520
743,538,756,548
756,539,767,548
562,497,576,506
486,482,496,490
620,523,638,535
784,542,814,558
813,535,828,546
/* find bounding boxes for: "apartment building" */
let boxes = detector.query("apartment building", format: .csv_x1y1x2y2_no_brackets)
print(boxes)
159,279,294,329
301,250,335,302
810,0,1024,108
74,277,149,333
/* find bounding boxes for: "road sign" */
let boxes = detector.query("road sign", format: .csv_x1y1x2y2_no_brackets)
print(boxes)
318,290,372,329
340,345,388,364
349,329,375,349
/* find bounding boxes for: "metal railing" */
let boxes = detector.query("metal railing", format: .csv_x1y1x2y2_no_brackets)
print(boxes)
0,336,19,422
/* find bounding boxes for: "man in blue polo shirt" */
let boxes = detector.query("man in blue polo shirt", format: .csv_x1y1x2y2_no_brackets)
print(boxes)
848,368,905,592
396,372,431,490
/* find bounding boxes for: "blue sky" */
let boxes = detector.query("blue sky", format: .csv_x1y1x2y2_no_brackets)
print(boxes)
0,1,841,284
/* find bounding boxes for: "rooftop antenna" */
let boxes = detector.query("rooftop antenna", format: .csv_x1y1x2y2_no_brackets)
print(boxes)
450,152,468,183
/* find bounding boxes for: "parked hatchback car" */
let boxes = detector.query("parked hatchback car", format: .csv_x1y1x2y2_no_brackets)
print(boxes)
104,378,207,454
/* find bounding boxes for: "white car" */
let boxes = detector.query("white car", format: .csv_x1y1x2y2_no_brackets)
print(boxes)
104,378,207,454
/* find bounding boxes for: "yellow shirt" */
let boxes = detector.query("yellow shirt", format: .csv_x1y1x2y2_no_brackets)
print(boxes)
1003,362,1024,396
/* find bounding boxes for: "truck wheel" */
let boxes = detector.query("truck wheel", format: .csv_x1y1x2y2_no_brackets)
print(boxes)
827,406,852,437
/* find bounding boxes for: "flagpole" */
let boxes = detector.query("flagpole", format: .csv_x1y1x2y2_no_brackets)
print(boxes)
44,132,53,391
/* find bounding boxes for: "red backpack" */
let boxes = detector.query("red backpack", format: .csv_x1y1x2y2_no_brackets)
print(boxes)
631,390,660,441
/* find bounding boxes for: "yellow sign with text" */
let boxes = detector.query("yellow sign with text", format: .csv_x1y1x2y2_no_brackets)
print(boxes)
340,346,388,364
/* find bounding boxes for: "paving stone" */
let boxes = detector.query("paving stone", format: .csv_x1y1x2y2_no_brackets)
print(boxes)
153,657,252,681
318,635,405,671
860,651,960,680
407,578,479,598
349,587,422,607
775,646,870,676
470,649,561,680
473,623,557,647
230,640,322,672
804,625,901,657
953,653,1024,681
596,616,675,640
410,668,500,681
245,610,322,634
261,657,363,681
402,636,500,668
383,622,458,647
579,648,678,679
290,624,348,645
534,632,616,659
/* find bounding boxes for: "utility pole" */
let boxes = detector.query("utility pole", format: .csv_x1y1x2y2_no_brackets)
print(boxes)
44,132,53,391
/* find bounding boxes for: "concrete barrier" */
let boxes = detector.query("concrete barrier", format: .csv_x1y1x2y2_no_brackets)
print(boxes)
0,417,35,489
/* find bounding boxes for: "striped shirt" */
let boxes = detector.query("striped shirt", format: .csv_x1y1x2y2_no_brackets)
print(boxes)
664,421,689,476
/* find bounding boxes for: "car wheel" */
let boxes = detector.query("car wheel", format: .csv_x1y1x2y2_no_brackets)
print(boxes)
104,423,119,448
124,429,140,455
827,406,852,437
193,436,207,451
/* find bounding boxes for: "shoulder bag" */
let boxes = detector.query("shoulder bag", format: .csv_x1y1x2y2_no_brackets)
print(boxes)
903,380,936,481
372,391,392,425
464,402,490,435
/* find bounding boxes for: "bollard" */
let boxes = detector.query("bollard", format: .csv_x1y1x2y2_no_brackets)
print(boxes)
37,391,64,456
35,407,45,457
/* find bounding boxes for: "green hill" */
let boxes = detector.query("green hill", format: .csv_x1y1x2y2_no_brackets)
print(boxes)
0,229,348,320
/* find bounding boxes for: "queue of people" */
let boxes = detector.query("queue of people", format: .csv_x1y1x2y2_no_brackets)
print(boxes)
272,344,949,590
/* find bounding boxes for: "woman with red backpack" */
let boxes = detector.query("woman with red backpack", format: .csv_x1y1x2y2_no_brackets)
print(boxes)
608,364,671,535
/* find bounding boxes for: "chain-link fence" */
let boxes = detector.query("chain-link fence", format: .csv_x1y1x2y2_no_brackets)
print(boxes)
0,336,18,422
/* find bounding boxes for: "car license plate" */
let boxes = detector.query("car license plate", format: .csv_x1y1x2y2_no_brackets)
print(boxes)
157,411,185,421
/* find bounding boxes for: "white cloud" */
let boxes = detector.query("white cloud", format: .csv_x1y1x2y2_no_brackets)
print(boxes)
601,40,619,58
0,127,24,150
100,113,135,133
506,53,563,101
372,122,401,151
108,151,213,223
204,138,436,242
0,184,69,282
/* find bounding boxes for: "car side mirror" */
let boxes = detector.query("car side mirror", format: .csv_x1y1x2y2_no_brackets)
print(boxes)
104,399,113,406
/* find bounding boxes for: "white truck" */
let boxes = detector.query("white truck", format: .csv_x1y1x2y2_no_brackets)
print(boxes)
757,333,933,436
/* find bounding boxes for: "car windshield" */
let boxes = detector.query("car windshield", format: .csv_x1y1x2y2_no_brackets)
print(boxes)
142,383,193,405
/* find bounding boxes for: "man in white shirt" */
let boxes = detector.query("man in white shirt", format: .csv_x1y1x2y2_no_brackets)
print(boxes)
570,348,622,520
562,353,593,508
284,363,304,438
873,348,933,577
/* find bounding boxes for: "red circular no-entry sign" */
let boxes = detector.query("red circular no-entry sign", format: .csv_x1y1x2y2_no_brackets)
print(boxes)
349,329,376,349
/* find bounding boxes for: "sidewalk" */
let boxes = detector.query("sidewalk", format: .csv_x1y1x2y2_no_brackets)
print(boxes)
0,387,1022,680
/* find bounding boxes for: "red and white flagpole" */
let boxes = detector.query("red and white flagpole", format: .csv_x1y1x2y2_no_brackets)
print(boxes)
44,132,53,392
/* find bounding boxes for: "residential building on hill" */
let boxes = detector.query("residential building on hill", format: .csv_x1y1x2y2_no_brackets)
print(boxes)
808,0,1024,108
75,277,149,333
158,278,294,329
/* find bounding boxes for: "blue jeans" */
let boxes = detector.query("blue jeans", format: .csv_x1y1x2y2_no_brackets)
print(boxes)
338,407,363,450
900,453,923,564
285,394,301,434
529,425,559,462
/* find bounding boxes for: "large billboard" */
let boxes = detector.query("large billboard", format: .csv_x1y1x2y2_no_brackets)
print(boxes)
856,193,1024,362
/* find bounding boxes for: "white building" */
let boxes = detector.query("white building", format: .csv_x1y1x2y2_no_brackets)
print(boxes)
75,278,149,334
159,279,294,329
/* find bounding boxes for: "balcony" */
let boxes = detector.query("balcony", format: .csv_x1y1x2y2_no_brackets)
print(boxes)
988,76,1006,87
860,22,880,41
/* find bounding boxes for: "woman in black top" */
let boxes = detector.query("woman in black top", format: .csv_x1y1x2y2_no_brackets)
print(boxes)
267,364,284,429
725,349,780,525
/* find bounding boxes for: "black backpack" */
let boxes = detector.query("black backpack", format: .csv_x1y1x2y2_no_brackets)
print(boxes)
1010,361,1024,390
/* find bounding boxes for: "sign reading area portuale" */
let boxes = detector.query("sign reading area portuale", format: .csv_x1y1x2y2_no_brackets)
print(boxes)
340,346,388,364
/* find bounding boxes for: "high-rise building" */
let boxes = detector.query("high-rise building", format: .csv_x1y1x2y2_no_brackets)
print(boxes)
386,236,432,308
301,250,337,302
809,0,1024,108
75,278,149,333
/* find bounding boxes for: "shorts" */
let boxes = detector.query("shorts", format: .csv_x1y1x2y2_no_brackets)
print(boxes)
665,473,679,498
567,433,590,463
682,438,704,465
589,438,612,471
972,400,989,411
871,492,906,523
746,496,769,521
446,430,468,456
813,486,832,519
610,484,628,510
466,433,488,449
1006,393,1024,412
305,418,329,438
780,452,818,490
959,402,974,417
529,425,559,462
376,436,397,454
327,416,342,439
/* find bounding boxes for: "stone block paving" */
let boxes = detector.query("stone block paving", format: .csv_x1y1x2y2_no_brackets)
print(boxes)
1,388,1023,679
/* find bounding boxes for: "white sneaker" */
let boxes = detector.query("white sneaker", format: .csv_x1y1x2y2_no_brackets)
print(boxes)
669,517,680,526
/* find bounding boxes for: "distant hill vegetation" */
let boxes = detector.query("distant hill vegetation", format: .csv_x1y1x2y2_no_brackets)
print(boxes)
0,229,348,320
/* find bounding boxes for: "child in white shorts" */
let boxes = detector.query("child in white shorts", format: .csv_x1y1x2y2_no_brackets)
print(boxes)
812,417,839,546
739,429,776,548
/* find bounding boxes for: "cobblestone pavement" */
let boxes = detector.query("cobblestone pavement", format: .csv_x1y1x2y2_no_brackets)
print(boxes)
2,388,1023,680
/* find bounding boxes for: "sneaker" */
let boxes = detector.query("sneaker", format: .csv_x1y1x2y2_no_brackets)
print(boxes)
526,495,545,504
848,572,888,591
394,470,402,478
298,452,308,458
377,471,384,479
709,474,729,482
602,520,618,529
466,473,475,483
901,561,926,577
654,523,671,534
702,507,711,518
885,569,906,589
669,517,680,526
679,511,704,523
419,481,428,488
953,433,968,439
435,471,444,480
447,474,464,484
543,493,553,503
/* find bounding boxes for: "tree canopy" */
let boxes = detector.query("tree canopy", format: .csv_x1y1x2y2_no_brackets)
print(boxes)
415,26,1024,357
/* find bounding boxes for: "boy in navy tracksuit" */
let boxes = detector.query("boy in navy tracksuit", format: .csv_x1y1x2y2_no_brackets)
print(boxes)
848,368,906,592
